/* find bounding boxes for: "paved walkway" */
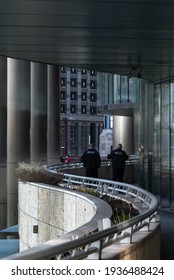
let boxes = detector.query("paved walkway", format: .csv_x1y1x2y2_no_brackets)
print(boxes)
158,209,174,260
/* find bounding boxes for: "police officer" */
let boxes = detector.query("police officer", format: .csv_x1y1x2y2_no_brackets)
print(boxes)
107,143,129,182
81,143,101,178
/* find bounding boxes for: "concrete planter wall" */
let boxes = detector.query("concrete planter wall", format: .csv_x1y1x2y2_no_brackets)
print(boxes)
17,178,160,260
18,181,112,251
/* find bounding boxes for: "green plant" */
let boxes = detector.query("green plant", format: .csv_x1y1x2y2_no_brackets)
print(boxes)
111,209,132,225
73,186,100,197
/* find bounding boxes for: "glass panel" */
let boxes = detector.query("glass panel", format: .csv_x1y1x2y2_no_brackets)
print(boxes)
170,83,174,207
113,75,119,104
120,76,128,102
153,85,161,199
161,83,170,206
129,77,138,103
144,83,154,193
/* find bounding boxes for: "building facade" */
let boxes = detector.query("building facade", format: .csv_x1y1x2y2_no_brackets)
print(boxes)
59,67,104,158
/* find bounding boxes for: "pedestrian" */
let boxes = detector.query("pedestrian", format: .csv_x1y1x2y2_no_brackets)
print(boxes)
60,156,65,163
65,155,71,163
81,143,101,178
107,143,129,182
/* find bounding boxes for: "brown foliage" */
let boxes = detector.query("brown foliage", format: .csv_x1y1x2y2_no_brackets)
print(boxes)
15,161,63,185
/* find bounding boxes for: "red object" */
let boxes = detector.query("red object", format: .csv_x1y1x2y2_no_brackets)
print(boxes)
65,156,71,163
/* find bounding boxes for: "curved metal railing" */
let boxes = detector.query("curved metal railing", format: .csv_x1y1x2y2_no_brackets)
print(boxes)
3,160,159,260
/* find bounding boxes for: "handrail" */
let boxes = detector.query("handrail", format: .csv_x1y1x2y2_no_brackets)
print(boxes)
49,158,139,171
3,161,159,260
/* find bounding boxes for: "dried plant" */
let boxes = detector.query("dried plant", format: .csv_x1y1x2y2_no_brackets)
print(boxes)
15,161,63,185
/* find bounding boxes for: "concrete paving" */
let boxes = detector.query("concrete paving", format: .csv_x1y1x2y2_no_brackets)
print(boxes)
158,209,174,260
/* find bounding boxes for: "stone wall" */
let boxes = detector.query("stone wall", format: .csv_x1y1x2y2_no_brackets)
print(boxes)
18,181,112,251
17,179,160,260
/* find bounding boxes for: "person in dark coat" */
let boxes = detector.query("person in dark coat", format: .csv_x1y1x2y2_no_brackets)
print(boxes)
107,143,129,182
81,143,101,178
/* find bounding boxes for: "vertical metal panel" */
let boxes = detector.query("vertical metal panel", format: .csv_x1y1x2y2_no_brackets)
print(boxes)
7,58,30,226
113,115,133,155
30,62,47,162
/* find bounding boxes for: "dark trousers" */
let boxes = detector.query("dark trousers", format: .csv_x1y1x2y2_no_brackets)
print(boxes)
86,167,98,178
112,166,125,182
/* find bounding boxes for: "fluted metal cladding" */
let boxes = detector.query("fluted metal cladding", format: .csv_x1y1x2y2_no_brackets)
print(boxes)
7,58,30,162
30,62,47,162
7,58,30,226
113,116,134,156
0,165,7,229
0,57,7,162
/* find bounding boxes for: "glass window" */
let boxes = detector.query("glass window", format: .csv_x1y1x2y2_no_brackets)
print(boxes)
60,124,65,148
90,70,96,76
90,106,97,115
90,80,96,89
81,79,87,88
60,67,66,73
120,76,128,102
60,104,66,113
70,78,77,87
70,105,77,114
81,105,87,114
81,69,87,75
70,125,77,154
61,91,66,100
90,93,97,102
71,68,77,74
60,77,66,87
81,126,88,150
70,91,77,100
129,77,138,103
81,92,87,101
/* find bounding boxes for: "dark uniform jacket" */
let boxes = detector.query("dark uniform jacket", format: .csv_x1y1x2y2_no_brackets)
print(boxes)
107,148,128,167
81,148,101,169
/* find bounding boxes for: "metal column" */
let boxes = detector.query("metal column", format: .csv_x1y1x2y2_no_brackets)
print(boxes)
7,58,30,226
30,62,47,162
47,65,60,165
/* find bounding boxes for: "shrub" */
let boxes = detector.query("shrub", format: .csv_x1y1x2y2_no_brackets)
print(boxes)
73,186,100,197
15,161,63,185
